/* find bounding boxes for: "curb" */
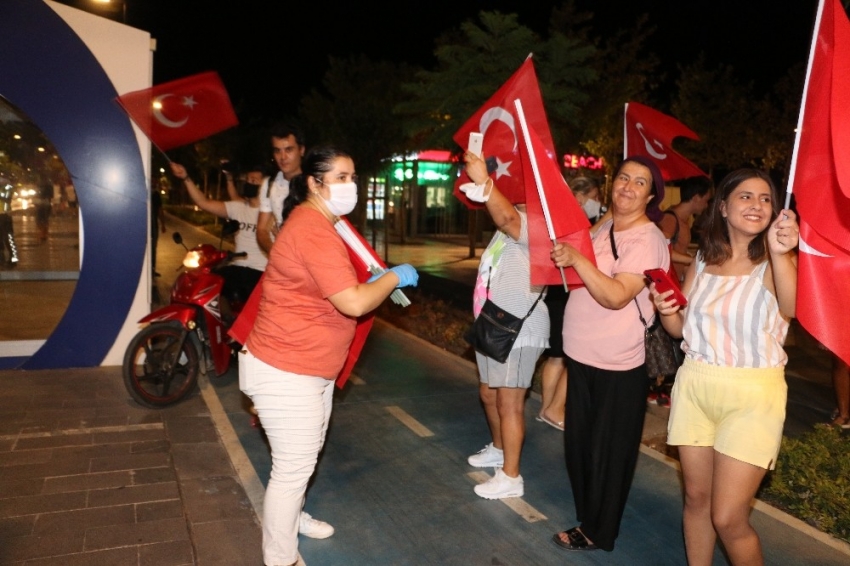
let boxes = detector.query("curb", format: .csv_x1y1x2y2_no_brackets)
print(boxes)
375,316,850,558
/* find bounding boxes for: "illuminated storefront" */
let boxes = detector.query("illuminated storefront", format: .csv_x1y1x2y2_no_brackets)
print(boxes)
369,150,467,238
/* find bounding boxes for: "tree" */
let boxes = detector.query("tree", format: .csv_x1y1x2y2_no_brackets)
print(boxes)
300,54,417,176
299,54,418,228
570,11,660,180
672,54,760,178
395,11,546,150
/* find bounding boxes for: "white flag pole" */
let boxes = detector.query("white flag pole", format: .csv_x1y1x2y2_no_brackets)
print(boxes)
785,0,825,209
623,102,629,159
514,98,568,291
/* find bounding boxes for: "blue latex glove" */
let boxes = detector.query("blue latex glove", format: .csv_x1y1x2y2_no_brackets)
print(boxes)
389,264,418,288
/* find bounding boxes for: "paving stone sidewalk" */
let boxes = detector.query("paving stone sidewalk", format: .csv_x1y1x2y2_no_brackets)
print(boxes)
0,367,261,566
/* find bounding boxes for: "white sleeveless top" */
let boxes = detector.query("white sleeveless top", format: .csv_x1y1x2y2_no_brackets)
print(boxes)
682,255,789,368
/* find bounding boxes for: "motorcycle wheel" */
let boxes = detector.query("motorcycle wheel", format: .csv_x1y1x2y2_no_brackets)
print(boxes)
122,322,201,408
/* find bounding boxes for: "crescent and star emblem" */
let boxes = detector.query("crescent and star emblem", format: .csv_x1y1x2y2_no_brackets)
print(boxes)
636,122,668,159
152,93,197,128
799,235,832,258
478,106,516,180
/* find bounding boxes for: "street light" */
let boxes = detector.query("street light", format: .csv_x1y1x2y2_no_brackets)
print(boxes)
91,0,126,23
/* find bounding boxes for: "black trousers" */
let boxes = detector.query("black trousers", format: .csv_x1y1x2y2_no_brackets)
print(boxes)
563,357,650,551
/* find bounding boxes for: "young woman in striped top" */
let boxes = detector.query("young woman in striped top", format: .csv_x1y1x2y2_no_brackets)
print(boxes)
650,168,799,566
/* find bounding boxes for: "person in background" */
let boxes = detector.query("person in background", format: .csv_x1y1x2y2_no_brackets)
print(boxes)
169,161,267,312
239,146,418,566
0,175,18,267
535,176,602,432
657,175,713,282
571,175,604,224
536,283,567,432
550,156,670,553
650,168,798,565
257,121,306,254
463,151,549,500
827,348,850,429
35,174,53,243
150,181,166,277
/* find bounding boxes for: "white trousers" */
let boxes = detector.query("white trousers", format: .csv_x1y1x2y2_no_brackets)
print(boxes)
239,348,335,566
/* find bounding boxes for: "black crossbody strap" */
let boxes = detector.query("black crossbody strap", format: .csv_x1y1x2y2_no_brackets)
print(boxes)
485,266,545,320
609,223,654,331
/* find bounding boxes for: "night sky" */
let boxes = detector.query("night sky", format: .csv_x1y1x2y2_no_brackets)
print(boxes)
53,0,819,123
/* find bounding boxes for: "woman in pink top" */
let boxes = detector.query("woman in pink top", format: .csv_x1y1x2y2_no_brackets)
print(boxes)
650,169,798,566
239,147,419,566
550,156,670,553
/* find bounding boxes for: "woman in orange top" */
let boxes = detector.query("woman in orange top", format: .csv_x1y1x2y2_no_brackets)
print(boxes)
239,146,418,566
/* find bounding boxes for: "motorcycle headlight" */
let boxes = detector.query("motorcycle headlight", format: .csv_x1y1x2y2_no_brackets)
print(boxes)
183,250,202,269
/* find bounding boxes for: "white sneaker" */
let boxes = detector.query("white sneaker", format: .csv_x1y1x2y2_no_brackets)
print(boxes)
299,511,334,539
467,442,504,467
474,468,524,499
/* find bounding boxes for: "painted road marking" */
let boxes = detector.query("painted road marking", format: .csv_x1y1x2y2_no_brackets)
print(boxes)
198,373,266,520
467,471,548,523
385,405,434,437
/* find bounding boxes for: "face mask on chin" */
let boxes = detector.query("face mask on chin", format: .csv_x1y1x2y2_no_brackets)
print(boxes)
320,181,358,216
241,182,260,199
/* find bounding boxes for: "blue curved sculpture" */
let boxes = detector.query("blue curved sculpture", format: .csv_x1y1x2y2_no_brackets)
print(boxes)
0,0,147,368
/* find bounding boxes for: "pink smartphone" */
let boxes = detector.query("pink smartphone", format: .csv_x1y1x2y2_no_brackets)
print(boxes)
644,268,688,307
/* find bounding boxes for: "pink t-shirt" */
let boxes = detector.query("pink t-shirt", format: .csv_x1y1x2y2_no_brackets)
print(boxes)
563,220,669,371
246,206,359,378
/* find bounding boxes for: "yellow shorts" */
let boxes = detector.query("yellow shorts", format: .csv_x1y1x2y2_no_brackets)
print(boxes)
667,357,787,470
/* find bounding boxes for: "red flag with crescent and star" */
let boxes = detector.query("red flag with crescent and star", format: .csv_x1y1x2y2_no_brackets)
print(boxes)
452,55,557,208
624,102,707,181
517,109,595,288
116,71,238,152
787,0,850,366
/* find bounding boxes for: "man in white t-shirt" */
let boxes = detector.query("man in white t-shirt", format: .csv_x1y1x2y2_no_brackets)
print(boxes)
257,121,306,253
169,161,267,309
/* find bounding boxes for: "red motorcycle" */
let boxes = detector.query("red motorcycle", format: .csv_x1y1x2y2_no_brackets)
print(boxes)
122,222,246,408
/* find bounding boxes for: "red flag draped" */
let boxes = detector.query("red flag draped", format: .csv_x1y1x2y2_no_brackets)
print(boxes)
227,218,379,388
788,0,850,251
518,116,595,287
797,221,850,366
787,0,850,366
116,71,238,151
624,102,707,181
452,56,556,207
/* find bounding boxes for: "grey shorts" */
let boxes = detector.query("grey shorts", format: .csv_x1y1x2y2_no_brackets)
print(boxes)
476,346,544,388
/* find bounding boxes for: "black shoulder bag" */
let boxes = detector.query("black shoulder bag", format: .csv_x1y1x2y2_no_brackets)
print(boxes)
464,267,544,364
609,224,684,377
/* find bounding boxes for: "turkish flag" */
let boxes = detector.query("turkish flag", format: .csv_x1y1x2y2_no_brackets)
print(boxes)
227,218,378,389
116,71,238,152
452,56,556,207
797,221,850,366
516,106,595,287
787,0,850,366
787,0,850,251
624,102,707,181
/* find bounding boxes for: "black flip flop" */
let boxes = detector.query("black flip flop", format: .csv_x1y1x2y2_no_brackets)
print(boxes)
552,527,598,551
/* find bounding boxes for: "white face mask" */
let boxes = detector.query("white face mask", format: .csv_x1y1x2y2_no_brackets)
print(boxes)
582,198,601,220
319,181,358,216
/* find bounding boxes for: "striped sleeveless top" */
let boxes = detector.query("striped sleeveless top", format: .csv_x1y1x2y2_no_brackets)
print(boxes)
682,255,790,368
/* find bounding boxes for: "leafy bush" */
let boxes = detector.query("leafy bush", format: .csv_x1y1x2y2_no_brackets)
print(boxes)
375,289,475,361
758,424,850,543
